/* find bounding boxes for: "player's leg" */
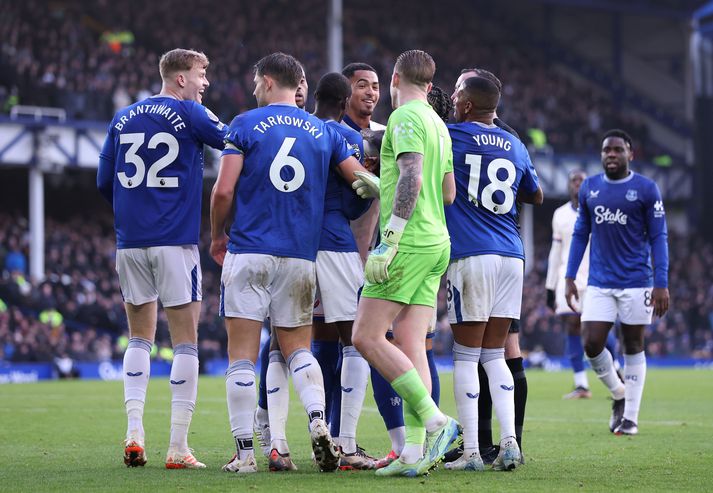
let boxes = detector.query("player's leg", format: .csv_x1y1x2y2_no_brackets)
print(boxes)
426,330,440,405
122,301,156,467
362,249,457,476
266,332,292,467
335,320,373,469
163,302,202,468
446,320,486,471
563,314,591,398
116,248,157,467
581,288,626,431
272,257,339,472
504,329,527,458
311,320,340,438
371,352,406,467
254,330,271,457
220,252,274,473
151,245,205,469
481,318,521,470
614,287,653,435
223,317,262,473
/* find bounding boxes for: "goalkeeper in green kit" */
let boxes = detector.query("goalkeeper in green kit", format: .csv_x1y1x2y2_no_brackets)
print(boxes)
351,49,458,477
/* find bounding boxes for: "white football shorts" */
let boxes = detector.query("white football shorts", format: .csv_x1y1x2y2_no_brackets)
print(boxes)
581,286,653,325
313,250,363,323
116,245,201,307
447,255,523,323
220,253,316,328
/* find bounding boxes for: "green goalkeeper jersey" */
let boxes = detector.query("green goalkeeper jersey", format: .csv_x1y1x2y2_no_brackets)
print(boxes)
379,99,453,253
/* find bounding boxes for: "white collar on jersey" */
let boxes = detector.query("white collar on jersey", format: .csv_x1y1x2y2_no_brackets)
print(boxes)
472,121,498,129
603,170,635,184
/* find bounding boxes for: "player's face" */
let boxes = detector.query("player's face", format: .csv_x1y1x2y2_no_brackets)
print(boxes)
183,63,209,104
295,73,308,109
452,87,470,123
601,137,633,179
453,70,477,103
253,73,267,107
348,70,380,117
568,172,586,199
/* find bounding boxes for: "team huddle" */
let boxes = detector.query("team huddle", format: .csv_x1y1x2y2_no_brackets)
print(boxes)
97,47,669,477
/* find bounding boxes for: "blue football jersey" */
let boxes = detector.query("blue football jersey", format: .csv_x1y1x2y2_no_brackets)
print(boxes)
319,120,370,252
445,122,539,260
97,96,226,248
566,172,669,289
223,104,355,261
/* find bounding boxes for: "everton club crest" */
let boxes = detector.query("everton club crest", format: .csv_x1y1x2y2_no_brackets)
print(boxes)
626,189,638,201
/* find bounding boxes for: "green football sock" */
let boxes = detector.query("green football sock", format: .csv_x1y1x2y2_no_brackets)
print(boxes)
391,368,440,424
403,401,426,445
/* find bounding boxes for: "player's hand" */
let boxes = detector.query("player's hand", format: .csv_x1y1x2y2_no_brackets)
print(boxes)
564,278,579,313
364,227,402,283
210,234,229,266
352,171,380,199
546,289,556,312
363,155,380,175
651,287,669,317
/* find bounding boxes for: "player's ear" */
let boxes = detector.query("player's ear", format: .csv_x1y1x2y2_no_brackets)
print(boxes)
426,82,433,94
176,72,186,88
391,72,399,89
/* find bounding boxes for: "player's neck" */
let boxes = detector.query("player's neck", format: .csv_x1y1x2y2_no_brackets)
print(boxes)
345,110,370,130
466,111,495,125
395,89,426,108
314,105,341,122
159,85,184,100
265,88,299,106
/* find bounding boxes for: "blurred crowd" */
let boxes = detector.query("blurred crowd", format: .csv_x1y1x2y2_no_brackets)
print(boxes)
0,0,675,161
1,207,711,365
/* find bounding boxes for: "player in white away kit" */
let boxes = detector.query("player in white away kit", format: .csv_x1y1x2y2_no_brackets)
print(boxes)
566,129,669,436
210,53,377,473
546,169,594,398
97,49,226,469
443,75,542,472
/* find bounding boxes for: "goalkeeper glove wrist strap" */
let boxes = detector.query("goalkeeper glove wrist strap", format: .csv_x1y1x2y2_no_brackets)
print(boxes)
383,215,407,247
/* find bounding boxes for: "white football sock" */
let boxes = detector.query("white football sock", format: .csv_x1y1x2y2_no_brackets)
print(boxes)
123,337,151,438
623,352,646,423
481,348,516,441
225,359,256,460
266,350,290,454
453,343,481,453
587,348,625,400
339,346,369,454
574,370,589,389
388,427,406,456
287,349,325,431
168,344,198,452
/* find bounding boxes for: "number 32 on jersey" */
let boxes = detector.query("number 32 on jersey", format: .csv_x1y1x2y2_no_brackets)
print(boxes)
465,154,516,215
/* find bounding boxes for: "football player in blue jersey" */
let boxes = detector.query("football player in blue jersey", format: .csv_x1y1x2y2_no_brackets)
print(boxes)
210,53,378,474
253,66,310,462
566,129,669,436
444,68,532,467
443,75,542,472
97,48,227,470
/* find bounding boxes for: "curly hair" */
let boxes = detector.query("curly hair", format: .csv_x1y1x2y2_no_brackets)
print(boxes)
427,85,453,123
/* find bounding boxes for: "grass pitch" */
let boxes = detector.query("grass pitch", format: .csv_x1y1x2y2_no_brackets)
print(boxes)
0,369,711,492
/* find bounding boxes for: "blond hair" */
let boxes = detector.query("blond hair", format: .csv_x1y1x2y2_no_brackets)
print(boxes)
159,49,209,80
395,50,435,87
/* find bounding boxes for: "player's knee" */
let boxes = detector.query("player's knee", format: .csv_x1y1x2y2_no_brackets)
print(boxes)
583,339,604,358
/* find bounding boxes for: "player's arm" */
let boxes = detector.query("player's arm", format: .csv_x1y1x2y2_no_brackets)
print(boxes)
517,185,543,205
565,182,591,311
442,171,455,205
365,152,423,283
545,214,562,311
97,127,115,204
517,147,543,205
209,149,243,266
646,182,670,317
190,103,228,149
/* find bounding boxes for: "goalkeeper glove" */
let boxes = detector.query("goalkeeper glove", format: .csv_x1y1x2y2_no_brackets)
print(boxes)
365,221,404,284
352,171,380,199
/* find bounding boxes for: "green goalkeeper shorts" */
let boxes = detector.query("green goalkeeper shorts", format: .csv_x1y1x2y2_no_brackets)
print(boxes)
362,245,450,306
